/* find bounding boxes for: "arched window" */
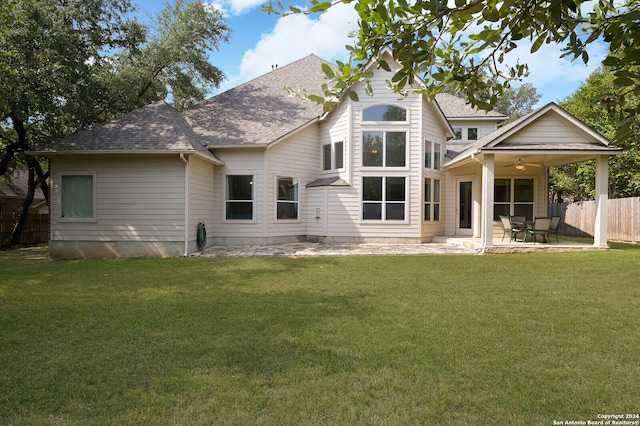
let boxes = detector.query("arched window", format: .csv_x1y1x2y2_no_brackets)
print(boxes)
363,105,407,122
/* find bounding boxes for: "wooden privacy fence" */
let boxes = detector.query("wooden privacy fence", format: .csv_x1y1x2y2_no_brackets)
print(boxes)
0,213,50,247
549,197,640,243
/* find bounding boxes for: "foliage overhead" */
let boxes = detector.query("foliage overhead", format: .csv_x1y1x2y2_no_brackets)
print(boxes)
265,0,639,142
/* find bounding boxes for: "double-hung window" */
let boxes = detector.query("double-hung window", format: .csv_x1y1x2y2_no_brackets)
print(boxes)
424,178,440,221
362,176,406,221
494,178,534,220
60,174,95,220
276,177,299,220
226,175,254,220
322,141,344,171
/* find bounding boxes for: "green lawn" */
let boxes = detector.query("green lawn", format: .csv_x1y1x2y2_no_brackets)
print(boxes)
1,245,639,425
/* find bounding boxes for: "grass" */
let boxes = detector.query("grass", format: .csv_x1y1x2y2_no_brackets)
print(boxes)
1,245,639,425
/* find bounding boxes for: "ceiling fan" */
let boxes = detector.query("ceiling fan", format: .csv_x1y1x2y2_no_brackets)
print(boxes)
505,157,542,171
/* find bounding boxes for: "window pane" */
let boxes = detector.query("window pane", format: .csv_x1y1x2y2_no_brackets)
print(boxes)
322,144,331,170
363,177,382,201
61,175,93,218
453,128,462,140
468,128,478,140
386,132,406,167
494,179,511,202
434,143,442,170
514,204,533,221
226,202,253,220
363,105,406,121
493,204,510,220
424,141,432,169
363,203,382,220
363,132,383,166
277,202,298,220
335,141,344,169
514,179,534,202
386,203,405,220
277,177,298,201
434,179,441,202
227,175,253,200
424,203,431,221
386,177,405,201
424,179,432,202
433,203,440,221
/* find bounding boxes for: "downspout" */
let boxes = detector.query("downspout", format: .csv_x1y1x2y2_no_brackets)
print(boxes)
180,154,189,257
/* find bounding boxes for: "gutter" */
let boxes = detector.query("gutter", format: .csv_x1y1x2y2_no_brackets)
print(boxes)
180,153,189,257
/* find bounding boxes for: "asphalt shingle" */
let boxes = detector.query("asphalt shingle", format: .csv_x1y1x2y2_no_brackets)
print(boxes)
182,54,330,147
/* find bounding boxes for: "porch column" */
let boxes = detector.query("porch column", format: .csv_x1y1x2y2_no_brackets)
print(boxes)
481,154,495,248
594,155,609,248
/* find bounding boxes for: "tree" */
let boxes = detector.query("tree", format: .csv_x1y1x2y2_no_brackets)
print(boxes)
266,0,639,142
550,67,640,202
0,0,230,245
444,81,541,122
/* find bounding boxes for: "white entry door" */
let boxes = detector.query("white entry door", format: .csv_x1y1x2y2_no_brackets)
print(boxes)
456,179,474,236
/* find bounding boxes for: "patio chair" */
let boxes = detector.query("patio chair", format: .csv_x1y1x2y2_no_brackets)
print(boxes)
499,215,524,242
525,217,552,243
549,216,561,242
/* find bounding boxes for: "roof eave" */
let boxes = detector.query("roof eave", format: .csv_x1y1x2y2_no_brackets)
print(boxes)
28,149,224,166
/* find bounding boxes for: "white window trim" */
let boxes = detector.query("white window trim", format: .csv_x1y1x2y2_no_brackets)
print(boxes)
361,129,410,170
223,174,256,223
423,178,441,222
362,104,409,123
321,140,346,173
57,171,97,223
360,175,409,224
424,140,443,170
274,176,301,222
493,177,537,220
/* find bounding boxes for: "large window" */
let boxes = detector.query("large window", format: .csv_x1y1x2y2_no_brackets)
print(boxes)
276,177,299,220
424,178,440,221
60,174,94,220
362,176,406,221
494,178,534,220
226,175,253,220
363,105,407,121
323,141,344,171
363,131,406,167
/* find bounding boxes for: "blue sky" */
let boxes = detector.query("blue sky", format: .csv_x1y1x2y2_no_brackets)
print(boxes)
135,0,606,107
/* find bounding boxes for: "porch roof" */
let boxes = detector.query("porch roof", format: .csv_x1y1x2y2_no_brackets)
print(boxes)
444,103,623,169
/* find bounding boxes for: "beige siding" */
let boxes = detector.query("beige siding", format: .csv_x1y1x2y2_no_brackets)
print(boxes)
319,100,351,183
210,148,265,244
504,112,600,146
50,155,185,258
267,124,319,238
188,156,216,251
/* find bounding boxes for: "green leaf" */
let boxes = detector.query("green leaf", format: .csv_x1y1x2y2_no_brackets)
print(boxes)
310,2,332,12
530,33,546,53
321,63,336,79
348,90,359,101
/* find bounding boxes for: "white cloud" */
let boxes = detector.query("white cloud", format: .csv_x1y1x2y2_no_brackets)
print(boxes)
230,2,358,85
501,39,608,103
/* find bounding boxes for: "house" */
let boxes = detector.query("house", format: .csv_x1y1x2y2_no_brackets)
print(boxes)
0,171,48,215
34,49,622,258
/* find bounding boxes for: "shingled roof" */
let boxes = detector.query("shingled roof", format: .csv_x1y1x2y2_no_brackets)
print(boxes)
182,54,330,148
435,93,507,120
38,101,221,163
